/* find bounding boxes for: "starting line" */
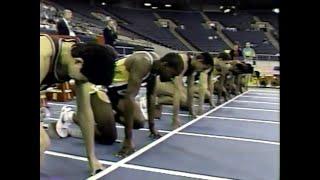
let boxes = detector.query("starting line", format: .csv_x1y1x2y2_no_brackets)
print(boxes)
45,151,232,180
43,89,279,180
87,91,250,179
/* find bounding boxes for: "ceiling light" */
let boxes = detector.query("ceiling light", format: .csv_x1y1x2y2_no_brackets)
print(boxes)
224,9,231,13
273,8,279,14
165,4,172,8
152,6,158,9
144,3,151,7
101,2,106,6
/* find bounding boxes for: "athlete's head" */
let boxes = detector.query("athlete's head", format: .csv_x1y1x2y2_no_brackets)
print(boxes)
217,52,231,61
70,43,117,87
193,52,214,72
158,52,184,82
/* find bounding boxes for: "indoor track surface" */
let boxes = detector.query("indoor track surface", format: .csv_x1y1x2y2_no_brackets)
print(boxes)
40,88,279,180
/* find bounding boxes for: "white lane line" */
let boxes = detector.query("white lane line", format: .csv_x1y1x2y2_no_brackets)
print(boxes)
248,90,279,93
47,102,76,107
221,106,280,112
204,116,280,124
45,151,114,166
163,104,211,108
246,93,279,96
177,132,279,145
87,91,250,180
121,164,232,180
60,124,277,145
233,100,279,105
161,112,190,117
45,151,232,180
241,95,279,99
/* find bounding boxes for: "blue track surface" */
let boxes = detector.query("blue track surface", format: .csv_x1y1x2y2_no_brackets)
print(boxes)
41,88,280,180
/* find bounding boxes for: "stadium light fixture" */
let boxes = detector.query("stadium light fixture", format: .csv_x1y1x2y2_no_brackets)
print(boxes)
152,6,158,9
273,8,279,14
144,3,151,7
224,9,231,13
165,4,172,8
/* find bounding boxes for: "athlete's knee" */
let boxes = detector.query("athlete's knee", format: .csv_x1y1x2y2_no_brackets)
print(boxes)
133,119,145,129
95,130,117,145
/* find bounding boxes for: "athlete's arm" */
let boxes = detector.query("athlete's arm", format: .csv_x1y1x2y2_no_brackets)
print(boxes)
146,75,159,136
75,81,102,171
198,71,208,114
172,75,183,122
123,56,149,143
186,74,195,116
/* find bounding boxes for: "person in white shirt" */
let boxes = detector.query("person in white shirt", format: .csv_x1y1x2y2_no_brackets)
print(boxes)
242,42,256,87
56,9,76,36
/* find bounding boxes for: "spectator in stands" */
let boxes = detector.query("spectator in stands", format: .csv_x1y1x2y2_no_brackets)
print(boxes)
242,42,256,89
56,9,76,36
103,19,118,47
230,44,242,60
242,42,256,63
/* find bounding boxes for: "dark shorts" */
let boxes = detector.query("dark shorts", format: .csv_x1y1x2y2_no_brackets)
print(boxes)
107,84,128,113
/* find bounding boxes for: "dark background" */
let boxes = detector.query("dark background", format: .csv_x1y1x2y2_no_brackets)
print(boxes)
78,0,279,10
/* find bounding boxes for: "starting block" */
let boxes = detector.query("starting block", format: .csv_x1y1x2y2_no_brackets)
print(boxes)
40,92,48,108
46,82,74,102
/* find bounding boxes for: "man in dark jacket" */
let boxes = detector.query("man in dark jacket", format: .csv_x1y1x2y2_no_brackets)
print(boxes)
56,9,76,36
103,19,118,46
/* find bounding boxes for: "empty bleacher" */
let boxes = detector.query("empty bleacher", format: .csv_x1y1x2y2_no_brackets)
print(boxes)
206,11,278,54
104,7,189,51
157,11,229,52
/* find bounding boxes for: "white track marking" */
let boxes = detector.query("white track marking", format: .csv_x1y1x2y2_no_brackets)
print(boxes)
246,93,279,96
121,164,232,180
87,91,250,180
45,151,232,180
47,102,76,107
241,95,279,99
221,106,280,112
248,90,279,93
204,116,280,124
176,132,279,145
161,112,190,117
233,100,279,105
117,126,279,144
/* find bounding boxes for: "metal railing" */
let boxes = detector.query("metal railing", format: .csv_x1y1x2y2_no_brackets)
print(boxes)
114,46,135,57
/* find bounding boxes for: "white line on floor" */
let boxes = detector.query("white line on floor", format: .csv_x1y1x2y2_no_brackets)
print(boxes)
47,102,76,107
233,100,279,105
248,90,279,93
241,95,279,99
116,126,279,145
45,151,232,180
87,91,250,180
204,116,280,124
221,106,280,112
177,132,279,145
246,93,279,96
121,164,232,180
161,112,190,117
62,123,279,145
